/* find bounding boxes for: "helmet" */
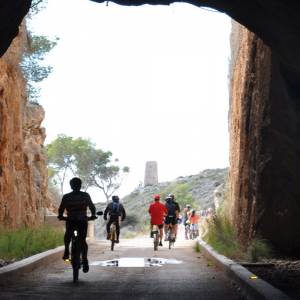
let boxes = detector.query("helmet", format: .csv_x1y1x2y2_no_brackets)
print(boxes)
168,194,175,200
112,195,119,202
154,194,160,200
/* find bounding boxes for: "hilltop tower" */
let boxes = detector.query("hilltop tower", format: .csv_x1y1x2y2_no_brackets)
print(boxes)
144,161,158,186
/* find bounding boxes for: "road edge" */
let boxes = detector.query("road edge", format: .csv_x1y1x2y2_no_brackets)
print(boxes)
198,239,290,300
0,246,64,282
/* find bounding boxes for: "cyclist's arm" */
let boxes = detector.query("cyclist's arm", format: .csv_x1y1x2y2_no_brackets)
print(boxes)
58,196,66,218
103,206,109,220
86,194,96,216
121,205,126,221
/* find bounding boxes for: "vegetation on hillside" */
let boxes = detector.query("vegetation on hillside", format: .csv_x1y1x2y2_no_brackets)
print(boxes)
95,168,227,238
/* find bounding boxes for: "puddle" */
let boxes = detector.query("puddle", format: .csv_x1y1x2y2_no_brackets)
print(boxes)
90,257,182,267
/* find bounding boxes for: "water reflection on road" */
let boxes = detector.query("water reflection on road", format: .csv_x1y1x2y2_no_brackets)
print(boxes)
91,257,183,267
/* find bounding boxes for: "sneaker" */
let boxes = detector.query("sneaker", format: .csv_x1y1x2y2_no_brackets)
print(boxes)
159,241,163,246
82,260,89,273
106,233,111,240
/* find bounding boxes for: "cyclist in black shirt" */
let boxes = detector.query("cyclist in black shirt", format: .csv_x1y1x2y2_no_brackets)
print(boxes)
58,177,96,273
104,195,126,243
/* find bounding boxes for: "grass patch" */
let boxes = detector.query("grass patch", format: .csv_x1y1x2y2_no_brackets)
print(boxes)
204,214,244,260
0,225,64,260
194,241,201,253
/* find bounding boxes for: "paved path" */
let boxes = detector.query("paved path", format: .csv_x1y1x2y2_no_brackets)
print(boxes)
0,236,244,300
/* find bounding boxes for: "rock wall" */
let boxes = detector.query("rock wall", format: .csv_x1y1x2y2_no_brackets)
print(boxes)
0,23,49,228
229,22,300,254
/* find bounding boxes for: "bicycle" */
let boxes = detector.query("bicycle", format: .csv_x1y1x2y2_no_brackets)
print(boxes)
190,224,199,240
60,214,99,283
151,225,160,251
165,224,175,249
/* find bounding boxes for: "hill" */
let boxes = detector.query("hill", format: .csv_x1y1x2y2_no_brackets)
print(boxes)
95,168,228,238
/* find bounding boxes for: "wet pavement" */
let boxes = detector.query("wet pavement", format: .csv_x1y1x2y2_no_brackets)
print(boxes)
0,236,244,299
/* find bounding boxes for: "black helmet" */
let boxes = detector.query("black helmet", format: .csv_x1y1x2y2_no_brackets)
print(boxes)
112,195,119,202
168,194,175,200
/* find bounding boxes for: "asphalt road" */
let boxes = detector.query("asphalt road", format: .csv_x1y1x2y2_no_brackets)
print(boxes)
0,236,244,300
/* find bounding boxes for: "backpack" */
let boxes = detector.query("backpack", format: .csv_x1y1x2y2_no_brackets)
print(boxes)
165,201,176,217
111,202,120,216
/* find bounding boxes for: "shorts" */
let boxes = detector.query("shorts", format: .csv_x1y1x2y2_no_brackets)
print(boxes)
151,223,164,229
164,216,177,225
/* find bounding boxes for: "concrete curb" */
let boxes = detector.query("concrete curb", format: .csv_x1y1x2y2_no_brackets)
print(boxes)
0,246,64,282
198,240,290,300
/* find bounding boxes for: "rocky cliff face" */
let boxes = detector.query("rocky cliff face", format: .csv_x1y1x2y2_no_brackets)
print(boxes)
229,22,300,254
0,24,49,228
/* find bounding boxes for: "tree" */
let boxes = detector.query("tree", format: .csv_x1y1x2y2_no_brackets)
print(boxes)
46,134,76,194
46,135,129,201
21,0,58,103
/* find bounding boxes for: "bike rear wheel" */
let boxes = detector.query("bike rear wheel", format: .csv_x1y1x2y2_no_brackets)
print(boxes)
71,237,81,283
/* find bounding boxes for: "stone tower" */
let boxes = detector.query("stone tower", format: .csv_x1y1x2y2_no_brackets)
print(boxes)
144,161,158,186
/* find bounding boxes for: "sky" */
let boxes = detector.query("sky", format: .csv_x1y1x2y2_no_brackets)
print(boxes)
29,0,232,201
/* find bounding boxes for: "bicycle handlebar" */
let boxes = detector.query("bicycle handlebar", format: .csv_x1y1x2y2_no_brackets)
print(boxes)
58,215,98,221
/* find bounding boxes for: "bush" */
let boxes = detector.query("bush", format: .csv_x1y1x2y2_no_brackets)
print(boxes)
0,226,64,260
247,238,272,262
204,214,243,259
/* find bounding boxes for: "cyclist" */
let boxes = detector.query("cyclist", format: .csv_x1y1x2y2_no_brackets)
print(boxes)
164,195,179,242
104,195,126,243
57,177,96,273
183,204,192,239
189,209,200,238
168,194,180,239
148,194,167,246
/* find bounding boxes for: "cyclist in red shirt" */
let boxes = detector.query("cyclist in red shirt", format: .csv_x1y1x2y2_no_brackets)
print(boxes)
148,194,168,246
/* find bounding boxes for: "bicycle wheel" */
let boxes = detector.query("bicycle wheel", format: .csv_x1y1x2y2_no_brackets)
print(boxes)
168,229,172,249
71,236,80,283
110,225,116,251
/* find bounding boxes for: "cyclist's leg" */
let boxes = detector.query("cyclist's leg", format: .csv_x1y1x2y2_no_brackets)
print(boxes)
115,218,120,242
63,221,73,259
106,218,113,239
158,224,164,245
78,221,88,260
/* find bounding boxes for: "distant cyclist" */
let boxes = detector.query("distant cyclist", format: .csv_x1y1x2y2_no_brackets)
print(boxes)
189,209,200,238
164,195,179,242
148,194,168,246
168,194,180,239
183,204,192,239
104,195,126,243
57,177,96,273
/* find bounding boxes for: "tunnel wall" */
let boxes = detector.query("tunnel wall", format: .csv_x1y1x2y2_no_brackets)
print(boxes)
229,22,300,254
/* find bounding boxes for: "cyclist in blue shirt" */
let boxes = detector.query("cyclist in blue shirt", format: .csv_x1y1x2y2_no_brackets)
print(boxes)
104,195,126,243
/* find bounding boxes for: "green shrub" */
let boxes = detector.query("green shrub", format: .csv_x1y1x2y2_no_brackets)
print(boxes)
204,214,243,259
0,225,64,260
247,238,272,262
194,241,201,253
